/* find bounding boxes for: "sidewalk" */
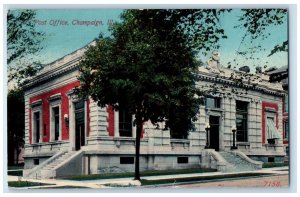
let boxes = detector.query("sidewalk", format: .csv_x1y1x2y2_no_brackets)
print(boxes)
7,166,289,189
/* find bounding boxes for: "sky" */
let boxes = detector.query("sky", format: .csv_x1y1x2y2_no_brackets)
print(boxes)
11,9,288,71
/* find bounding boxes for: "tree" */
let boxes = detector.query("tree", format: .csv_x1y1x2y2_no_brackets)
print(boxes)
232,9,287,70
78,9,229,180
7,9,45,84
7,9,44,166
7,88,25,165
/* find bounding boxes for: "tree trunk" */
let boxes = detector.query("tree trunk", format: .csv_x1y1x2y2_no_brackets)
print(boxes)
134,113,143,181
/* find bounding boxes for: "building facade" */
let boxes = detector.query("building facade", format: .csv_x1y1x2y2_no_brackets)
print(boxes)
266,66,289,161
22,45,287,179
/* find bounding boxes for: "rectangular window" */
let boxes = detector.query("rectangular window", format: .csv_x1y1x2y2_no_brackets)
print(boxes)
268,157,275,163
284,121,289,140
119,106,132,137
34,159,39,165
205,97,221,109
53,107,60,141
34,111,40,143
236,101,248,142
120,157,134,164
266,117,281,142
284,95,288,112
177,157,189,164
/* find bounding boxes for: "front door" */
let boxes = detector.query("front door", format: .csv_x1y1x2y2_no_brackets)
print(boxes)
75,100,85,151
209,116,220,151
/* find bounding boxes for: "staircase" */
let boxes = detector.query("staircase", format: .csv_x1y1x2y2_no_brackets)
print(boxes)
219,151,262,172
25,151,80,179
40,151,76,178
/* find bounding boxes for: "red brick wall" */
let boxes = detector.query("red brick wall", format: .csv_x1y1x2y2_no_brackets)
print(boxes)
107,105,115,137
29,81,81,144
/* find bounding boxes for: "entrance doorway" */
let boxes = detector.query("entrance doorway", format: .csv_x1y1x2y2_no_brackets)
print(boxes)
75,100,85,150
209,116,220,151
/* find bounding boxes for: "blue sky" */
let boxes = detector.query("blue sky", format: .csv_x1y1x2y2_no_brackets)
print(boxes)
24,9,288,70
33,9,123,63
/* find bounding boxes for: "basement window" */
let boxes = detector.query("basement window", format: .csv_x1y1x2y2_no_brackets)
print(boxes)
120,157,134,164
177,157,189,164
34,159,39,165
268,157,275,163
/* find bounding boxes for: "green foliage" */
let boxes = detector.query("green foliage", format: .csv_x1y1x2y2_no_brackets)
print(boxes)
8,181,51,188
7,170,23,176
79,9,228,134
7,10,45,84
262,162,289,168
8,62,44,85
238,9,287,40
78,9,230,179
7,10,44,64
7,165,24,170
268,41,288,57
232,9,288,69
7,88,25,165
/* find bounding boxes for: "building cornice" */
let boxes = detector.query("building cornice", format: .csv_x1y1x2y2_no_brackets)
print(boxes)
22,59,80,90
196,69,286,97
22,41,96,91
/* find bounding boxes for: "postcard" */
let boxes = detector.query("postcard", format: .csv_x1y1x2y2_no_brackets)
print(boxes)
5,6,291,191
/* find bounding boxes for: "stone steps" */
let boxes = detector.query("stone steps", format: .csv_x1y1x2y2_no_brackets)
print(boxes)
219,151,258,172
30,151,76,179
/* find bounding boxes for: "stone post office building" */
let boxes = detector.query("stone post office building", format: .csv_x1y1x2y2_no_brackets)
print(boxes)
22,43,288,179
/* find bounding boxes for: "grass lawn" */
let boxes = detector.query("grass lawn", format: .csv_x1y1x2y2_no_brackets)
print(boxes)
140,172,271,186
61,168,217,181
8,181,52,188
34,186,90,189
262,162,289,168
7,170,23,176
8,166,24,170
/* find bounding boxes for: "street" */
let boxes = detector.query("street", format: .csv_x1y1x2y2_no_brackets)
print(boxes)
161,174,289,188
6,167,289,189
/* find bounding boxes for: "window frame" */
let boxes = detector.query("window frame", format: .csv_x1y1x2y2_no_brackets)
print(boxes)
177,156,189,164
236,100,248,142
205,96,221,109
118,106,133,137
49,95,62,142
283,121,289,140
264,110,279,144
32,110,42,143
284,95,288,113
31,100,42,144
115,105,134,138
120,157,134,164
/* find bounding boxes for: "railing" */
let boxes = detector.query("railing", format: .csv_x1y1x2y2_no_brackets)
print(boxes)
170,139,190,149
264,143,284,151
25,141,69,153
113,137,136,148
237,142,251,150
201,149,227,172
232,150,263,169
